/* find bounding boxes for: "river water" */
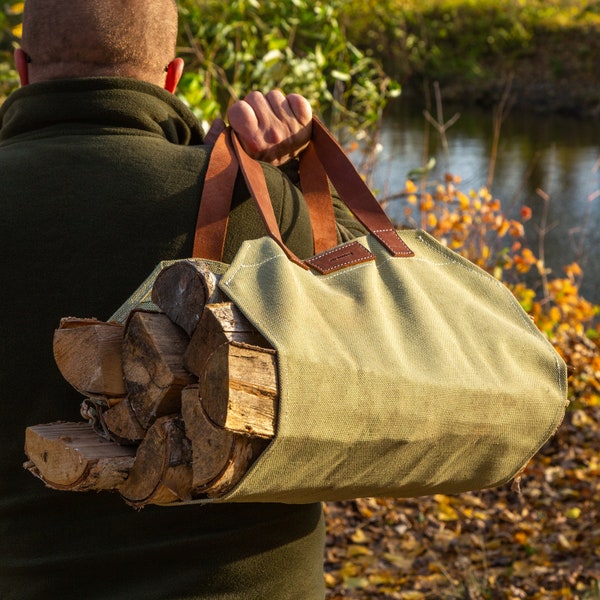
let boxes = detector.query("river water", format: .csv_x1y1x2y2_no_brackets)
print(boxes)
354,100,600,304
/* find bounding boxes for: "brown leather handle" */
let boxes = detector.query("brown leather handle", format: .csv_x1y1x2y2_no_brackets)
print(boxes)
309,119,413,258
298,141,337,254
193,130,237,260
194,123,337,261
193,117,413,264
230,131,308,269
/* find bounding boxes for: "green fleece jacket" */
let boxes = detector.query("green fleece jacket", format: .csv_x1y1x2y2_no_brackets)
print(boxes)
0,77,365,600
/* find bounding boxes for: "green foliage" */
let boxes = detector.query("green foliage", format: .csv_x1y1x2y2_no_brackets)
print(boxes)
0,0,400,133
345,0,536,82
175,0,400,136
0,1,22,101
3,1,600,116
344,0,600,87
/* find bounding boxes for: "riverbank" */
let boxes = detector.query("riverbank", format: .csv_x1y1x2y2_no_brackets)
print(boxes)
424,26,600,119
346,0,600,119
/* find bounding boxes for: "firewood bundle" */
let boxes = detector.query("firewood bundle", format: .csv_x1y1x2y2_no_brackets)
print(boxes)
24,260,277,508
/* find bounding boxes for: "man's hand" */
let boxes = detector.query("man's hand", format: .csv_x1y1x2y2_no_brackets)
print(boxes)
226,90,312,166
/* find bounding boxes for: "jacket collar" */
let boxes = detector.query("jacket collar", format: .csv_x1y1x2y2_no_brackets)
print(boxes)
0,77,205,145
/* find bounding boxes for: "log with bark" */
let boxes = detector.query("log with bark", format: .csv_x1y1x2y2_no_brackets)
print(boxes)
198,341,277,439
26,264,281,505
181,385,269,498
98,398,146,445
182,301,277,438
119,415,193,507
184,302,270,377
24,422,135,491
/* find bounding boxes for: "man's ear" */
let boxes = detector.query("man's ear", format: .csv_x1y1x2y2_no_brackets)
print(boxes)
14,49,29,86
164,57,184,94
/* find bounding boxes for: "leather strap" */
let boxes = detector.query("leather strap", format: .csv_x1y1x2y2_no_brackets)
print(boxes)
230,132,308,269
310,119,413,258
298,142,338,254
193,118,413,267
192,130,238,259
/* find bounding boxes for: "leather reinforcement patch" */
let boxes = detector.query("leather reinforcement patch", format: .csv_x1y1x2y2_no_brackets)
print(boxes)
305,241,376,274
373,229,415,257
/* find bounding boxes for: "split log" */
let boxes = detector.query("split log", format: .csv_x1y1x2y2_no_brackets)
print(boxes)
181,386,269,498
151,259,226,336
122,310,196,429
99,398,146,444
184,302,270,378
118,416,192,507
24,422,135,491
200,342,278,439
53,318,126,397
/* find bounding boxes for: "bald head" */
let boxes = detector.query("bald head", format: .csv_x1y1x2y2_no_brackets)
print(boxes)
21,0,179,86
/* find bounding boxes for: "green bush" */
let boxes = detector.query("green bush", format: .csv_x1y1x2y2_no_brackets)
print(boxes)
344,0,600,89
0,1,21,101
175,0,400,136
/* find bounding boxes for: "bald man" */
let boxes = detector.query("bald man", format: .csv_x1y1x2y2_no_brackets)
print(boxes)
0,1,365,599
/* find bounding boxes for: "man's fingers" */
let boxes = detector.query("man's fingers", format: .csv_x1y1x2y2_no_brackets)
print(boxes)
237,91,272,129
265,90,296,125
286,93,312,127
227,100,259,134
226,90,313,165
241,90,298,142
227,101,261,155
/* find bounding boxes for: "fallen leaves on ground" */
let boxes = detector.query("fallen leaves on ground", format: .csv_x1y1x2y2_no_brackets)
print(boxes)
324,405,600,599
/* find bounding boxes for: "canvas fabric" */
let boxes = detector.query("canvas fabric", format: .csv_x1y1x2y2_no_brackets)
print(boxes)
202,228,569,503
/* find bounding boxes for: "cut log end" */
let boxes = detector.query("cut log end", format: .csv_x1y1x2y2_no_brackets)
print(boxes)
34,277,280,506
123,310,195,429
151,260,225,336
181,385,270,499
118,416,192,508
53,318,126,397
99,398,146,444
201,342,277,439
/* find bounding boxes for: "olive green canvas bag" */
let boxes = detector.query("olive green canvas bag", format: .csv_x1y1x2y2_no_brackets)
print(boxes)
124,119,568,504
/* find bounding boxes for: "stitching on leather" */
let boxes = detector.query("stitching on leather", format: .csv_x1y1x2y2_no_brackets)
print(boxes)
306,243,374,273
307,255,371,272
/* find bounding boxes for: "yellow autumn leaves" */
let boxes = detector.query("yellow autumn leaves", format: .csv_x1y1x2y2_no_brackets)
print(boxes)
401,174,528,266
5,2,24,38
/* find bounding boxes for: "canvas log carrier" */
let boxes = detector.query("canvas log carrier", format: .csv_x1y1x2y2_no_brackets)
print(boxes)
24,118,568,506
182,118,568,503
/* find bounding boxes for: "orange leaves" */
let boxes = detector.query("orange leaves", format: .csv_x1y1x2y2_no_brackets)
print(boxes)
404,179,419,195
457,191,471,211
564,262,583,279
550,328,600,407
520,205,533,221
400,175,531,276
433,494,460,522
513,247,537,273
512,529,531,544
